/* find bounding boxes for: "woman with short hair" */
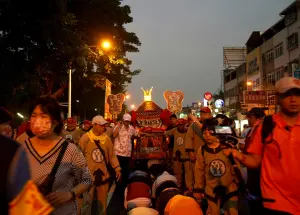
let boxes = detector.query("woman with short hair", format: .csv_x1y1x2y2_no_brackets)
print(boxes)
19,96,92,215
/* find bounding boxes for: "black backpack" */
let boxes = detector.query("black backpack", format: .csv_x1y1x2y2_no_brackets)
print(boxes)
261,115,276,144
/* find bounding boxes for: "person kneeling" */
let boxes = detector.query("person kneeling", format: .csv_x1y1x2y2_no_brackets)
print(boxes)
124,161,153,212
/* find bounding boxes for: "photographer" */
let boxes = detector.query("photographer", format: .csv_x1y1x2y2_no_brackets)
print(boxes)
193,118,240,215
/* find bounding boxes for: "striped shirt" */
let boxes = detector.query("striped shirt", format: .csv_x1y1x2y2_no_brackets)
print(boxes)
21,138,92,215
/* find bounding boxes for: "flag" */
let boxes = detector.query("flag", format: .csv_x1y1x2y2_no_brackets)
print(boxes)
9,180,53,215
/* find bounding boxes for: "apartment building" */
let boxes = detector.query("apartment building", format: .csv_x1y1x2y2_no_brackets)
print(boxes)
223,1,300,114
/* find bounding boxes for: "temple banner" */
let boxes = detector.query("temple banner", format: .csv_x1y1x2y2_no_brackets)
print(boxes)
163,90,184,113
107,93,125,115
104,79,112,119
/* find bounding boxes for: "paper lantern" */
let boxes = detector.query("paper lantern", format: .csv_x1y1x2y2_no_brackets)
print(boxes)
163,90,184,113
107,93,125,114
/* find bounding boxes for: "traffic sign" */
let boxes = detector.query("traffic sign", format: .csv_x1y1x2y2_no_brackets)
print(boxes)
204,92,213,100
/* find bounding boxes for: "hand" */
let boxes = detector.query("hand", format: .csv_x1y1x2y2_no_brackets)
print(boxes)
189,152,197,162
47,191,72,206
193,193,204,202
116,170,121,182
223,148,241,160
189,114,198,122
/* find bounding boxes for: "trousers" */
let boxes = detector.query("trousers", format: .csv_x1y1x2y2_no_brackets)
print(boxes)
173,160,194,191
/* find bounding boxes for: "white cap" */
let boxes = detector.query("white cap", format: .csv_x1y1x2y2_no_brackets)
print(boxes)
123,113,132,121
276,77,300,94
92,115,107,125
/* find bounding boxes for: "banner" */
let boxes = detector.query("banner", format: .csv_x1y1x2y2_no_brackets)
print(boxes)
163,90,184,113
107,93,125,115
104,79,112,119
244,91,266,104
9,181,53,215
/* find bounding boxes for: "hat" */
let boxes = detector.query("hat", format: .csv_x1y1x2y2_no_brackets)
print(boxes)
164,195,203,215
0,107,12,124
177,119,187,125
67,117,76,124
123,113,132,121
83,120,91,126
275,77,300,94
92,115,108,125
200,107,211,113
243,107,265,118
128,207,158,215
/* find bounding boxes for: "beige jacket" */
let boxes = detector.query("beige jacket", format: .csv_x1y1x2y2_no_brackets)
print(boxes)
185,124,205,154
79,133,121,182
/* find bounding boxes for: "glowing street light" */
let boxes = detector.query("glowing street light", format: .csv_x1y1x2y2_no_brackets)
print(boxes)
17,113,24,119
130,104,135,110
101,40,111,50
247,81,252,86
95,108,97,111
125,94,131,100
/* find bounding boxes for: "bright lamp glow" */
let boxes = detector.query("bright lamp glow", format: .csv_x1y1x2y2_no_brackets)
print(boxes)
247,81,252,86
17,113,24,119
101,41,111,50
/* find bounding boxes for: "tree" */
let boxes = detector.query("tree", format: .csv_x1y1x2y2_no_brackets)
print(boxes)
0,0,141,113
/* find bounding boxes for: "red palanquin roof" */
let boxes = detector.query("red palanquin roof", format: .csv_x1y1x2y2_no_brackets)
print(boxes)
136,101,162,114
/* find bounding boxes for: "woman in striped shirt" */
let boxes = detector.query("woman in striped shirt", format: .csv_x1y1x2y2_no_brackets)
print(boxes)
19,96,92,215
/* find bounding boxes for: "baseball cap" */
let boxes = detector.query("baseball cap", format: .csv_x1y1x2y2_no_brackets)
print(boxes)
67,117,76,124
177,119,187,125
123,113,132,121
243,107,265,118
83,120,91,125
275,77,300,94
200,107,211,113
92,115,107,125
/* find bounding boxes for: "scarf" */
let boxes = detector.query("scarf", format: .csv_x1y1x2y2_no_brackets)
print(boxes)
87,130,108,145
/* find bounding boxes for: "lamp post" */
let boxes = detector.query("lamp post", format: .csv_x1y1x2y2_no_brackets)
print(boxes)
68,40,112,118
68,63,72,118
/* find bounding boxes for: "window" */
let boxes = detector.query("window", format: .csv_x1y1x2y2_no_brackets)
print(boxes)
248,58,259,75
275,67,284,81
287,33,298,50
285,11,297,26
274,43,284,58
265,49,274,62
267,72,276,84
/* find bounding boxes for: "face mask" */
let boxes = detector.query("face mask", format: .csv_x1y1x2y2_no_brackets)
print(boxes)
30,118,52,138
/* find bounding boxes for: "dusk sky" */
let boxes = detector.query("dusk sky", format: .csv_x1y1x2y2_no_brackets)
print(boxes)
123,0,294,108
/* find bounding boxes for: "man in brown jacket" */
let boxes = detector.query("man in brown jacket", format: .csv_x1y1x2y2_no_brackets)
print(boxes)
79,115,121,215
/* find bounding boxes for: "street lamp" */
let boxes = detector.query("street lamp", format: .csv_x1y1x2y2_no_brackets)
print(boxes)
17,113,24,119
125,94,131,100
130,104,135,110
246,81,252,86
101,40,111,50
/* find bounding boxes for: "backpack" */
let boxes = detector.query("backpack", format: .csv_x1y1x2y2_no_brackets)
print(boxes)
261,115,276,144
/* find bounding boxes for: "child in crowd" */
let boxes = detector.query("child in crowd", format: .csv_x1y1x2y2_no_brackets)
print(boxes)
193,118,240,215
149,164,180,215
124,161,153,211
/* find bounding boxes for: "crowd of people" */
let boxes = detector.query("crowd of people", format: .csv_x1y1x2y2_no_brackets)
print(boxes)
1,76,300,215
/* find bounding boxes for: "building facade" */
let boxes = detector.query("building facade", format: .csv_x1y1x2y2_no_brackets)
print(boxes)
223,0,300,115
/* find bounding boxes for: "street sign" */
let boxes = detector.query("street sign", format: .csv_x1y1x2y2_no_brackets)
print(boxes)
244,91,266,104
204,92,213,100
215,99,224,108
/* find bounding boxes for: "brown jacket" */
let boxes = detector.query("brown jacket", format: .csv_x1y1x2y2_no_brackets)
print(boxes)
194,144,238,197
62,129,82,145
185,124,205,154
79,133,121,182
166,128,189,161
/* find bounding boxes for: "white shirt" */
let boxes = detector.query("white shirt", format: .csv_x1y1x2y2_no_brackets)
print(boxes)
114,125,138,157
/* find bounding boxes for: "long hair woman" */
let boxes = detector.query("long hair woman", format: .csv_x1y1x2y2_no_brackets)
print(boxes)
19,96,92,215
